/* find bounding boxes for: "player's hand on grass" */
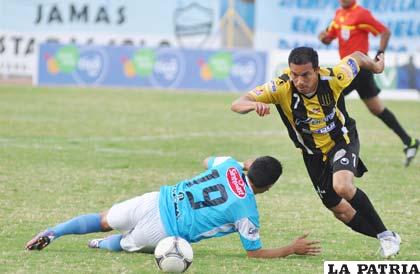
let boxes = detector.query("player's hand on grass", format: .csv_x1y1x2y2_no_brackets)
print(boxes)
254,102,270,117
291,233,321,256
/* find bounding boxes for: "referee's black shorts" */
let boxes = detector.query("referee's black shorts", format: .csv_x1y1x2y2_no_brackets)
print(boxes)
302,131,368,208
342,68,381,99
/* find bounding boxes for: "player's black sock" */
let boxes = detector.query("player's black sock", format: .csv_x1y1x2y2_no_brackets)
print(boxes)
346,211,377,238
349,188,386,234
377,108,411,145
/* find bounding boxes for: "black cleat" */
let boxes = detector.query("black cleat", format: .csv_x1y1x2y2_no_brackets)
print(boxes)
26,230,55,251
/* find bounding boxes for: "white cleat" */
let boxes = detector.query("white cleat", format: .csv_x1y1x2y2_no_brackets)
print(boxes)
379,232,401,258
88,238,104,249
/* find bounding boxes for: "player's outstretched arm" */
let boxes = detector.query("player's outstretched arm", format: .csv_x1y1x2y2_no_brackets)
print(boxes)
349,51,384,74
318,30,334,45
246,233,321,259
231,93,270,117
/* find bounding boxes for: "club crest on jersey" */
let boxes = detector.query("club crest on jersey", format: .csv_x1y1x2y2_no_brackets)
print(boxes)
341,28,350,41
319,93,333,106
226,168,246,198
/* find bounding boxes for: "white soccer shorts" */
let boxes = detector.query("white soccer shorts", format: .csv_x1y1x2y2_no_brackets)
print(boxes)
106,191,167,253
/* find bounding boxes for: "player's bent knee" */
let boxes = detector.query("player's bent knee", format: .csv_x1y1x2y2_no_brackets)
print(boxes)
100,211,113,232
332,182,355,199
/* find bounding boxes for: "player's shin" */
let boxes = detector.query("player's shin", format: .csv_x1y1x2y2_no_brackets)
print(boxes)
49,213,102,238
97,234,123,251
346,211,377,238
349,188,386,234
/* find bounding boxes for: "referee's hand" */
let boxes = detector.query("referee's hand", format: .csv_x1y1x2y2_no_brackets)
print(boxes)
372,52,385,74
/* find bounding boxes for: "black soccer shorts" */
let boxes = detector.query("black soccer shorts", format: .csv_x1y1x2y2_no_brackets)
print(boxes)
342,68,381,99
302,132,368,208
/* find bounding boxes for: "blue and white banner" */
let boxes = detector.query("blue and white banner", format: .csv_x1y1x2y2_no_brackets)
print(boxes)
0,0,221,47
0,0,221,77
36,43,267,92
255,0,420,53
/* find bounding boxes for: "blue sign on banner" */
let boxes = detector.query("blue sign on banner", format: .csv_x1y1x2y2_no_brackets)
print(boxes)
37,43,267,91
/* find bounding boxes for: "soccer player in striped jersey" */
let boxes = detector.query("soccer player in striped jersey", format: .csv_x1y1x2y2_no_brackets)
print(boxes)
26,156,320,258
231,47,400,258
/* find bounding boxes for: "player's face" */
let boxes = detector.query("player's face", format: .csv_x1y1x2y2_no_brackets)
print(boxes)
289,63,319,95
339,0,356,8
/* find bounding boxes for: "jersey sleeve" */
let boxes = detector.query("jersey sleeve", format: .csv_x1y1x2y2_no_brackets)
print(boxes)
360,10,388,36
248,77,290,105
329,56,360,99
235,217,262,251
325,19,338,39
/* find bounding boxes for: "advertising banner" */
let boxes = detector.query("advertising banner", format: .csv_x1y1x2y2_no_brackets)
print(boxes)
0,0,221,77
36,43,267,92
255,0,420,53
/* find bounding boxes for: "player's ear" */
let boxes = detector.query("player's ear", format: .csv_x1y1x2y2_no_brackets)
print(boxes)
202,157,211,169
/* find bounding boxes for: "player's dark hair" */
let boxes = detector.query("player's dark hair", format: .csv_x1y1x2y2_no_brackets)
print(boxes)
288,47,319,68
247,156,282,188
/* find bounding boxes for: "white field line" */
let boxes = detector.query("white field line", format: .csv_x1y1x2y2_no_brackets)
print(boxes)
0,131,288,156
0,130,287,143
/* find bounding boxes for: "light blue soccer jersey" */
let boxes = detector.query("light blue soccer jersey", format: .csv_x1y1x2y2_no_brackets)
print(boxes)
159,157,262,251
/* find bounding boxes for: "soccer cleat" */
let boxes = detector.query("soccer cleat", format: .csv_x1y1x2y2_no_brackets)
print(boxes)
404,138,419,167
379,232,401,258
88,238,104,249
26,230,55,251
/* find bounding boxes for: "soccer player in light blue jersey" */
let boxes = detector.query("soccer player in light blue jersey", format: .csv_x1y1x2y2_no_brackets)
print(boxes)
26,156,320,258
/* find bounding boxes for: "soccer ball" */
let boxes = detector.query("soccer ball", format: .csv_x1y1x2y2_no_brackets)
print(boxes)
154,236,193,273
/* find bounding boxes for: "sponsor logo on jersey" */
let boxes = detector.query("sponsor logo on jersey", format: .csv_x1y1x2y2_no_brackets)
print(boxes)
269,80,276,92
226,168,246,198
333,149,347,162
310,107,321,114
252,88,264,96
276,79,284,86
340,157,350,165
248,227,259,235
338,64,353,79
346,58,358,77
313,122,336,134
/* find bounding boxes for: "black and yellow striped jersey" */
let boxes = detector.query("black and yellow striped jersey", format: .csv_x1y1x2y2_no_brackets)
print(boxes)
249,57,360,155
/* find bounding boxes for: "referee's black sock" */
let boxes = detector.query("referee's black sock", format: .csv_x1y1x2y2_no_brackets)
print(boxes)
346,211,377,238
349,188,387,235
377,108,412,145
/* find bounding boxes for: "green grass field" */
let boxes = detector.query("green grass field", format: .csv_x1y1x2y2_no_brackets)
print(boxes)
0,86,419,274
